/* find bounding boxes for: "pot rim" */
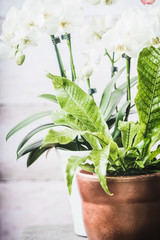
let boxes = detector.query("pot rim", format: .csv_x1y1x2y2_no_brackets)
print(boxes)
77,169,160,182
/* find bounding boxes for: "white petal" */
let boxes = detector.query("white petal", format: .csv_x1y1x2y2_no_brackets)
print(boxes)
0,41,15,59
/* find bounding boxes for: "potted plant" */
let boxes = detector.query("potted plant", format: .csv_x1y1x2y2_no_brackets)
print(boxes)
1,0,136,237
76,46,160,239
1,0,159,239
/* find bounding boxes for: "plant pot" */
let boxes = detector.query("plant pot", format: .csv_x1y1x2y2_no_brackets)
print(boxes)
77,170,160,240
55,149,89,237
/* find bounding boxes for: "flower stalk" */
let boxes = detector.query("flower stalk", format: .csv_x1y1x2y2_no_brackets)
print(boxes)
50,35,66,78
62,33,76,82
125,55,131,121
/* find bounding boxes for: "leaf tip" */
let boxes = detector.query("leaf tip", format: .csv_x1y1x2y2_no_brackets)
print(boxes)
46,72,54,80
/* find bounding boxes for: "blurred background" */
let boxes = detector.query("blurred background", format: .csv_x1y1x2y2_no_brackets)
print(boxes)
0,0,159,239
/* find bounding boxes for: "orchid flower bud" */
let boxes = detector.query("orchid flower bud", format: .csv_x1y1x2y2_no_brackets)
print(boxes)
141,0,155,4
15,50,25,66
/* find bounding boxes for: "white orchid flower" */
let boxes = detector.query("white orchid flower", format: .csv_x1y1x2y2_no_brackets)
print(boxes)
85,0,117,5
77,48,101,80
57,0,84,33
85,0,101,5
103,6,160,58
0,4,42,64
21,0,61,35
81,16,118,44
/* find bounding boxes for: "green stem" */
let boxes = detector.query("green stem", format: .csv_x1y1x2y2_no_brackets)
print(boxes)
111,52,117,91
111,52,115,78
50,35,66,78
125,56,131,121
105,49,113,64
66,33,76,82
87,77,91,89
87,77,95,99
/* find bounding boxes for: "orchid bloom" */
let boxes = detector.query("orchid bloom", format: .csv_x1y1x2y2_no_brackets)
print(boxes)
103,6,160,58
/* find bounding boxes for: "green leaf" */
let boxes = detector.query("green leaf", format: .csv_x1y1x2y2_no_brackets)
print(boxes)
66,155,88,195
17,123,55,154
118,76,138,93
27,147,50,167
56,141,89,151
100,67,126,113
39,94,58,103
79,163,95,173
88,131,121,164
47,74,110,138
90,145,112,195
6,111,52,140
145,145,160,164
52,110,101,149
126,131,160,164
42,129,86,147
119,121,139,150
135,160,145,168
135,46,160,144
17,140,43,159
112,101,131,140
103,76,138,121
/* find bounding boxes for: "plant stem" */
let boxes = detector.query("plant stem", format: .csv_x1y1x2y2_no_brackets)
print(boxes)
111,52,115,78
50,35,66,78
105,49,113,64
125,55,131,121
87,77,91,89
87,77,95,99
111,52,118,91
61,33,79,150
65,33,76,82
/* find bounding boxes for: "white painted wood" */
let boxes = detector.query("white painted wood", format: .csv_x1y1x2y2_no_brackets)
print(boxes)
0,105,63,180
0,181,72,240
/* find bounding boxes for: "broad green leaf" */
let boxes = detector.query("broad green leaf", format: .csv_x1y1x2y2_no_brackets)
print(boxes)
17,123,55,154
88,132,120,163
135,160,145,168
6,111,52,140
144,145,160,165
100,67,126,113
66,155,88,195
135,46,160,144
39,94,58,103
52,110,101,149
90,145,112,195
47,74,110,138
42,129,86,147
27,147,50,167
119,121,139,150
112,101,131,140
126,130,160,163
103,76,137,121
79,163,95,173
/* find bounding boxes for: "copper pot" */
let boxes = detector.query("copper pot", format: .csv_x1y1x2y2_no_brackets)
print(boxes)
77,170,160,240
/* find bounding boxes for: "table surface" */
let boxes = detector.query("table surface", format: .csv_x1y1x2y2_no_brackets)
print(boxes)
20,225,87,240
